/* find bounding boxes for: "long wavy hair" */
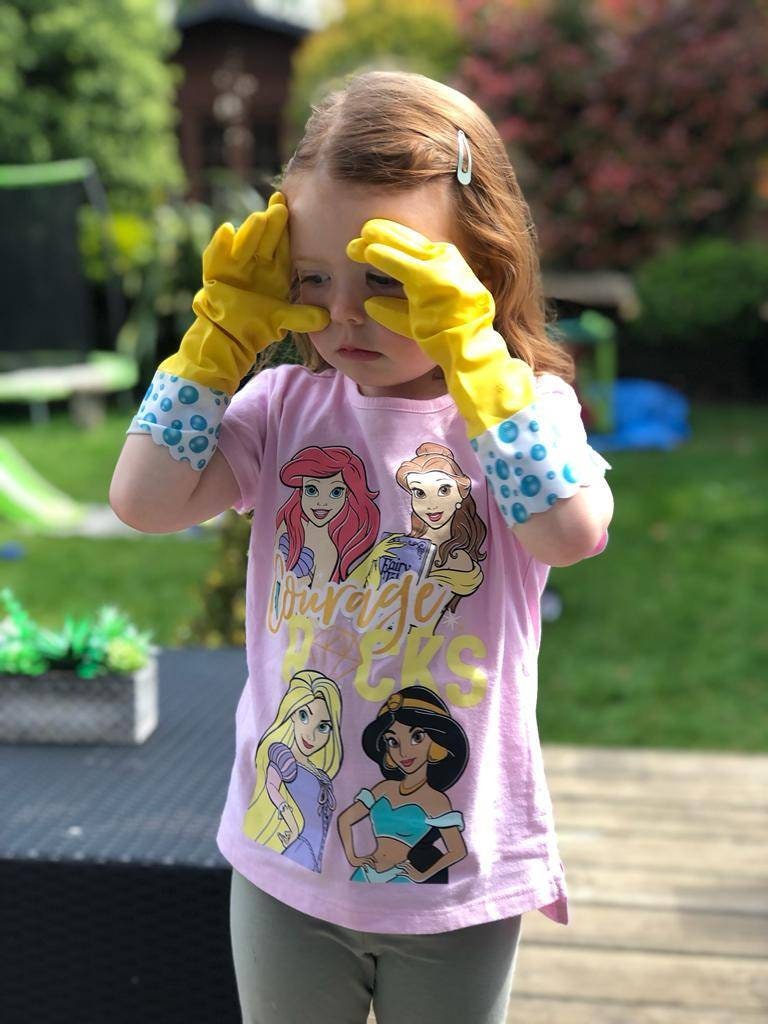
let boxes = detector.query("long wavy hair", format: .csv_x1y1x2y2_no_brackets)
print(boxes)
395,442,486,570
242,669,343,850
269,69,572,380
276,445,380,583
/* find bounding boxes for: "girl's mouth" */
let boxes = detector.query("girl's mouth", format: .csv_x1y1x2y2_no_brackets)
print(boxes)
312,508,331,519
337,346,381,362
400,756,416,768
301,737,314,751
426,512,444,522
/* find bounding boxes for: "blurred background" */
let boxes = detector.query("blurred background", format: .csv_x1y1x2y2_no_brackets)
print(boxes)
1,0,766,752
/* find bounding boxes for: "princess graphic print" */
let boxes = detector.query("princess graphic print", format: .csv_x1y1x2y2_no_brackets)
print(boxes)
215,366,598,933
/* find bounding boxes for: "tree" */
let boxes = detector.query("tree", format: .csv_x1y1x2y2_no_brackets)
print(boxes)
0,0,184,210
458,0,768,269
286,0,464,148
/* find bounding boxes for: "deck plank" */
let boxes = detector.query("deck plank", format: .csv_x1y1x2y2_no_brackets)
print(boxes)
369,745,768,1024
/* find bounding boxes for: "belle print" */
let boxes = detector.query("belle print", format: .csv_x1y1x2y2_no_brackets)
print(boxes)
337,686,468,884
275,445,380,589
242,669,343,873
396,442,487,626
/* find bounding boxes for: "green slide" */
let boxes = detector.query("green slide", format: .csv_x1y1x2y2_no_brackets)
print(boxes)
0,438,87,531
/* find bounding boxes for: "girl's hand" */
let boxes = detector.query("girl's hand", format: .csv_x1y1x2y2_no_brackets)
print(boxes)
347,219,535,438
159,192,329,394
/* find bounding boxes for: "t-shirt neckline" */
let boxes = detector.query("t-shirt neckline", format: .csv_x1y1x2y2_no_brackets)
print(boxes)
343,370,456,413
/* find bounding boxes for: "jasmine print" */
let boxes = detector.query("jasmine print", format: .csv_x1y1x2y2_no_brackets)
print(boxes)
337,686,468,884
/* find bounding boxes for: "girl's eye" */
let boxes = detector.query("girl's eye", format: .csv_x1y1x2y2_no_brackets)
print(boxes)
367,273,400,288
412,488,426,500
438,484,452,497
329,486,345,499
298,274,325,286
304,484,318,496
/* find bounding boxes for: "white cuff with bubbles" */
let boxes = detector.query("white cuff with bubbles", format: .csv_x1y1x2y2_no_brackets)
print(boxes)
127,371,230,471
471,402,611,525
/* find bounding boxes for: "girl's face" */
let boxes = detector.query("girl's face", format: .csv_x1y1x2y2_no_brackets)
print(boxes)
405,470,461,531
383,720,430,775
299,472,347,527
284,170,460,400
292,697,333,756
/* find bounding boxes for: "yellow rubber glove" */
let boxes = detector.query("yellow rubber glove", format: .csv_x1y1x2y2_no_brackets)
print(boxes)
347,219,535,438
159,192,329,394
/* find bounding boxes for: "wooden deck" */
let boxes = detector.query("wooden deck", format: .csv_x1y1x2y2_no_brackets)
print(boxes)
370,744,768,1023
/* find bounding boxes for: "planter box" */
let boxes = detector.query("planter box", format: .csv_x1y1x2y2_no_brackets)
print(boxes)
0,658,158,745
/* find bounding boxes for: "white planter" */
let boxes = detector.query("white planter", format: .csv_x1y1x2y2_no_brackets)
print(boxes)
0,657,158,745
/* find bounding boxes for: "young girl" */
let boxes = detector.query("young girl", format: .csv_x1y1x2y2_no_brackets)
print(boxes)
111,70,613,1024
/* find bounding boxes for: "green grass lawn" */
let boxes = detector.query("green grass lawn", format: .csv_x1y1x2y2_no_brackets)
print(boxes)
1,403,765,752
0,408,219,644
539,404,768,752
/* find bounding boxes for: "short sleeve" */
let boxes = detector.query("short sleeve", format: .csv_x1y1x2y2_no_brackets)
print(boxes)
533,373,611,488
536,374,611,556
267,741,297,782
533,374,589,449
217,370,274,514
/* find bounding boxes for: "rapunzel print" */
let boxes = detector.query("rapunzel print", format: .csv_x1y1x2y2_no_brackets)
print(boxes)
275,445,380,589
242,669,343,873
337,686,468,884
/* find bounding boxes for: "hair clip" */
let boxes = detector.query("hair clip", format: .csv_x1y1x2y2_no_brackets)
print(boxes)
456,129,472,186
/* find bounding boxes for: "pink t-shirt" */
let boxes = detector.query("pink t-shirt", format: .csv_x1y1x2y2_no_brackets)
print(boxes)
215,364,606,934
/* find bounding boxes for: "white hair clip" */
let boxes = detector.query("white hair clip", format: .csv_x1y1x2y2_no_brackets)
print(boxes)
456,129,472,186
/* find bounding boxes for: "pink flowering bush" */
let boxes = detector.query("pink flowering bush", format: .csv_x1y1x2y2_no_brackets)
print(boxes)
457,0,768,269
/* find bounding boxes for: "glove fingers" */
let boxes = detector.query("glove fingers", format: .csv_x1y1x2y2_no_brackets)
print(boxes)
202,222,236,276
359,218,434,258
229,211,268,263
357,242,424,289
346,237,368,264
364,296,412,338
256,200,289,262
278,303,331,334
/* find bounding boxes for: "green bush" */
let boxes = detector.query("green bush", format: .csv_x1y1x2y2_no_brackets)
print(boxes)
458,0,768,269
0,0,183,211
81,180,269,381
179,511,251,648
0,589,154,679
286,0,464,148
631,239,768,347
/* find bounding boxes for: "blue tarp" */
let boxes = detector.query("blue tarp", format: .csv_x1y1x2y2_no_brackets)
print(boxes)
588,378,690,452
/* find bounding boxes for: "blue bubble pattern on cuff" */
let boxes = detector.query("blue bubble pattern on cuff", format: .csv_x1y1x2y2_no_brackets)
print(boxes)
126,371,230,471
471,403,611,526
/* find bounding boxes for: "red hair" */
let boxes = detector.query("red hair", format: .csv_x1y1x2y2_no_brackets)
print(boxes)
276,446,380,583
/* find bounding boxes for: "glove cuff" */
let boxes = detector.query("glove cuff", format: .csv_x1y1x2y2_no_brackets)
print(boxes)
472,402,611,525
127,371,229,471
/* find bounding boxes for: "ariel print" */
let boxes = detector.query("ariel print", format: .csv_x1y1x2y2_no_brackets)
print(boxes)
275,445,380,589
242,669,343,873
337,686,468,884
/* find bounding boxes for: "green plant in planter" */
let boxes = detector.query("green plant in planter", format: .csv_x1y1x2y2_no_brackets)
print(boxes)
0,590,154,679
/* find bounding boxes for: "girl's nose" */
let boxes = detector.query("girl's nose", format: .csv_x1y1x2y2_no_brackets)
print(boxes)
328,284,366,326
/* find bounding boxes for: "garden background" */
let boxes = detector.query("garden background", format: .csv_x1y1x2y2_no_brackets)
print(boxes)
1,0,766,751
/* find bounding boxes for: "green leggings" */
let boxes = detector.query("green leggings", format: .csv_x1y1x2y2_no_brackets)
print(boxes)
230,869,521,1024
